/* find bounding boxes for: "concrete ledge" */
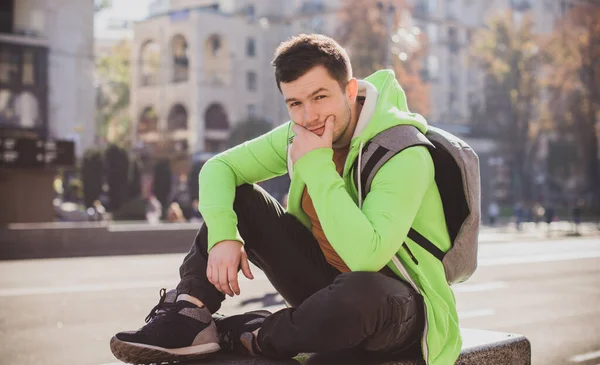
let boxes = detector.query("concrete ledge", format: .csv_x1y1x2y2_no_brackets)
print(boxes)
0,222,200,260
190,329,530,365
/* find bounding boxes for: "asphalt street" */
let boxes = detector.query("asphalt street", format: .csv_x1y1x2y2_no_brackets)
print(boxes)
0,234,598,365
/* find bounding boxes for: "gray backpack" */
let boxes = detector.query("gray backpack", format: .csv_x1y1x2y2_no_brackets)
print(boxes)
354,125,481,285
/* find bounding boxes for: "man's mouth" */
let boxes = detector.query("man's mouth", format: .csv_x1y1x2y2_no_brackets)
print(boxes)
310,126,325,135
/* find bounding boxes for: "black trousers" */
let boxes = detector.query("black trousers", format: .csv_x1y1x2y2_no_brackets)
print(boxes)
177,184,425,359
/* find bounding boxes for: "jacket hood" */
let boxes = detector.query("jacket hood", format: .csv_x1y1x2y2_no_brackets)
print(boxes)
351,69,428,143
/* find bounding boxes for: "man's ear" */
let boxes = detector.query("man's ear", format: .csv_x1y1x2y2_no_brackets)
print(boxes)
346,78,358,104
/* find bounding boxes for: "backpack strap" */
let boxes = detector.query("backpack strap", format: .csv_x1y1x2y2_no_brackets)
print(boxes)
354,125,433,202
353,125,445,261
407,228,445,261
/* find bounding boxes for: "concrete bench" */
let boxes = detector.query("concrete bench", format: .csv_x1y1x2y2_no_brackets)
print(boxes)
193,329,530,365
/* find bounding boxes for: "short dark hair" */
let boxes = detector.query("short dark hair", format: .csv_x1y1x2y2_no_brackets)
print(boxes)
271,34,352,93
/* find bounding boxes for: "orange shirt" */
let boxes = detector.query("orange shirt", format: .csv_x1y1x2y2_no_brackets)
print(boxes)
301,146,351,273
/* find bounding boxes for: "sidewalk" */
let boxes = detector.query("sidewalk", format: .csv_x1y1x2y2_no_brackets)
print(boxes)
479,221,599,243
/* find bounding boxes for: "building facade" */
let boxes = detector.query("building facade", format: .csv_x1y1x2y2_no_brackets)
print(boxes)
0,0,93,223
131,0,343,157
0,0,95,156
131,0,563,157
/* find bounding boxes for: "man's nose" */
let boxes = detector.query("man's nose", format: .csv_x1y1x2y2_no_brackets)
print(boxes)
302,104,319,126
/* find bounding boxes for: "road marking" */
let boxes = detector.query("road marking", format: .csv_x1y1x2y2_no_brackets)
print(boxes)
569,350,600,363
454,281,507,293
0,280,176,297
480,251,600,266
458,308,495,319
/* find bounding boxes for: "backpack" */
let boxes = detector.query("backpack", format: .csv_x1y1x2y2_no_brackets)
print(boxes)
353,125,481,285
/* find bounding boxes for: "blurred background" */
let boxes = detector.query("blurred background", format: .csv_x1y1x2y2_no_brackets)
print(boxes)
0,1,599,365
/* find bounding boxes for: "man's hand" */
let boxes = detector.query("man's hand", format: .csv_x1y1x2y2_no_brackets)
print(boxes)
290,115,335,165
207,240,254,296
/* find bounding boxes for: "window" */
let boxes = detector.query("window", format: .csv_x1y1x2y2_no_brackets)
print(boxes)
247,71,257,91
140,40,160,86
0,42,47,132
172,35,189,82
246,38,256,57
22,49,35,85
0,47,19,84
205,103,230,130
427,55,439,80
209,35,221,56
167,104,188,131
448,27,459,53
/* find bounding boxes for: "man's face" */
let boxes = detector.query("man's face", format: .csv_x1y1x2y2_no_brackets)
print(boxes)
280,66,357,147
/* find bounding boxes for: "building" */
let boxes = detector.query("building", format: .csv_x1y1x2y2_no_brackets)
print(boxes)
411,0,562,128
130,0,342,158
0,0,94,223
130,0,564,211
131,0,563,154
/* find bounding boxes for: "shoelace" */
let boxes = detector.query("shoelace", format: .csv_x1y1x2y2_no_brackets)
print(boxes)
144,288,178,323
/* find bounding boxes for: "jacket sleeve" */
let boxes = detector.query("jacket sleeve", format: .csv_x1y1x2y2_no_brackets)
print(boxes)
294,145,434,271
198,121,290,251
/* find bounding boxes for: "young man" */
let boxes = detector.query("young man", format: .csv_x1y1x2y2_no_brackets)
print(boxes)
111,34,461,365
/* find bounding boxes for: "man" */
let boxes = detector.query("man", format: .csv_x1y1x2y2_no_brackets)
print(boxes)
111,34,461,365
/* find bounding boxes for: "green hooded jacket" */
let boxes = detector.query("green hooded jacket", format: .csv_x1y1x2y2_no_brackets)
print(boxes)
198,70,461,365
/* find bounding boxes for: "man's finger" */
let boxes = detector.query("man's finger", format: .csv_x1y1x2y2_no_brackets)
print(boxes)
219,265,233,296
322,115,335,143
240,251,254,280
212,266,222,293
228,264,240,296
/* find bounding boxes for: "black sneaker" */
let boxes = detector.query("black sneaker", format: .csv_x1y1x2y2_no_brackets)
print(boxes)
110,288,220,364
214,310,272,356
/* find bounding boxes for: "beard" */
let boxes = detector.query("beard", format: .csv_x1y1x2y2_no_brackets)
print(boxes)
333,100,353,146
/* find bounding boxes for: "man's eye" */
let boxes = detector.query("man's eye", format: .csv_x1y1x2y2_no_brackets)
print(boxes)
290,102,301,107
315,95,326,100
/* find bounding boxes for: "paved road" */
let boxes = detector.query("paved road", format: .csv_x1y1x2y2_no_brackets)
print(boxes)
0,236,598,365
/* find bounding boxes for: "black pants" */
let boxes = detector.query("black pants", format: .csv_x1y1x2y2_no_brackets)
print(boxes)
177,184,425,359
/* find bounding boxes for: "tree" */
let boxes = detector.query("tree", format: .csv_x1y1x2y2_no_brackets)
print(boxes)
336,0,430,115
226,117,273,148
105,144,130,211
96,40,132,147
94,0,111,13
547,1,600,209
82,148,104,207
470,11,544,202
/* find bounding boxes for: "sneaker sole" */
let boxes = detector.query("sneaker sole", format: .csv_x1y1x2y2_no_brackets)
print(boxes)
110,336,220,364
